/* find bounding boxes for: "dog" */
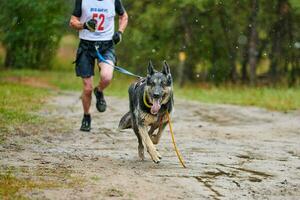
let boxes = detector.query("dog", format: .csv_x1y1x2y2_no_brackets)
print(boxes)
118,60,174,163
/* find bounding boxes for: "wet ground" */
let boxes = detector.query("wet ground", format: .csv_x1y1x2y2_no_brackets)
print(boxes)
1,91,300,199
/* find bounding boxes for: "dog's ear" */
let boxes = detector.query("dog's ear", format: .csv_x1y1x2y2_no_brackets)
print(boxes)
147,60,155,75
162,60,171,75
163,60,172,85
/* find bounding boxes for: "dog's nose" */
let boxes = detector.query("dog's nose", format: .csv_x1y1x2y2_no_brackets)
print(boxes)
153,93,160,99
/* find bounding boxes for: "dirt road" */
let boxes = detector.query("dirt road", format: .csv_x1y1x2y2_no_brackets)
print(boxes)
1,91,300,199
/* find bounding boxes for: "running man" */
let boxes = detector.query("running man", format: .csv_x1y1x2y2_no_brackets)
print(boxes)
69,0,128,131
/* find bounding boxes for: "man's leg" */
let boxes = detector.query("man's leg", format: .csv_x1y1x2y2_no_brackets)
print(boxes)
82,77,93,113
80,77,93,131
97,60,114,91
94,60,114,112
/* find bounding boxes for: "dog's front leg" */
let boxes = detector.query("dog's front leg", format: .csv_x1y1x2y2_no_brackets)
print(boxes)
132,125,145,160
148,125,162,159
138,125,161,163
132,114,145,160
151,122,167,145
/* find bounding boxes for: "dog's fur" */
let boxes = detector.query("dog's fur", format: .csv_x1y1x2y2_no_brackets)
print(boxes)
118,61,173,163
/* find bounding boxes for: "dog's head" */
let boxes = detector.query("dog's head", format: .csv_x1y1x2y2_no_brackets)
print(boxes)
145,60,173,115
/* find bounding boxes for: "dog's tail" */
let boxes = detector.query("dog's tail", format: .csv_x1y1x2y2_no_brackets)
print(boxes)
118,111,132,130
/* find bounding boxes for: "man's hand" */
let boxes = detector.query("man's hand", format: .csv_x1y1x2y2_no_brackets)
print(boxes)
113,31,123,45
83,19,97,32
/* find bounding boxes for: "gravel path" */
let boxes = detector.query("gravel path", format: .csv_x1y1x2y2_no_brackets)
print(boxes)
1,91,300,199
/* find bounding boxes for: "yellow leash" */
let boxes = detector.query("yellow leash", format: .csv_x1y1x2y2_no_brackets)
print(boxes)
166,111,187,168
143,91,186,168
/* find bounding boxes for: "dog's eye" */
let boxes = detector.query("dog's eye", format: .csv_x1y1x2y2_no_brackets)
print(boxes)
148,81,155,86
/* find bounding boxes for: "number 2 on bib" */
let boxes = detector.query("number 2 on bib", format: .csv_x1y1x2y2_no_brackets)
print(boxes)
92,13,105,31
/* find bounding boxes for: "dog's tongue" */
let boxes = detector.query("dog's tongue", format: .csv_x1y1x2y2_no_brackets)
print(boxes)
151,99,161,115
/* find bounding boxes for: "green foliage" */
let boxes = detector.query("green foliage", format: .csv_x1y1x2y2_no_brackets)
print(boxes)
118,0,300,85
0,0,70,69
290,0,300,12
1,0,299,85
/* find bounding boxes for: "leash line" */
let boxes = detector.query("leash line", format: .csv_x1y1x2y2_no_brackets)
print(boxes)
95,45,143,79
166,111,187,168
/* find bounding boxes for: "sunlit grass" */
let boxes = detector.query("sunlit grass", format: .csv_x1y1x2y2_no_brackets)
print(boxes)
1,69,299,112
0,68,131,92
0,82,48,124
175,84,300,112
0,170,58,199
0,74,50,142
0,168,84,199
0,69,131,142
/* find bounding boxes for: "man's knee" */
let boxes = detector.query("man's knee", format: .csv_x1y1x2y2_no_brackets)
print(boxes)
101,72,113,85
83,85,93,95
83,78,93,95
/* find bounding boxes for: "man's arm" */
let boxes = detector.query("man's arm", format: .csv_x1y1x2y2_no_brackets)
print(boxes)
118,12,128,33
69,0,83,30
115,0,128,33
69,16,84,30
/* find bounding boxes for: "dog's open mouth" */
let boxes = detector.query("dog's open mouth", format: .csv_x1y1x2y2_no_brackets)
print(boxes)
151,98,161,115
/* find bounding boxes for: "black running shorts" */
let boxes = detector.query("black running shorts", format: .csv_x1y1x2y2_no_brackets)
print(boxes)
74,39,116,78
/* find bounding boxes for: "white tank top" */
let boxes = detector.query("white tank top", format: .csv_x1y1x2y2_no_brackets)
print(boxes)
79,0,116,41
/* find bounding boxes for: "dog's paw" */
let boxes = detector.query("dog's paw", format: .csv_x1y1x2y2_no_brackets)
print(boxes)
148,149,161,164
150,154,160,164
156,149,162,160
152,155,161,164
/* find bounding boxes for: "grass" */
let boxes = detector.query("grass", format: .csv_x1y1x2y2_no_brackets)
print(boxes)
0,167,84,199
0,78,50,143
1,69,300,112
0,170,58,199
176,85,300,112
0,68,134,143
0,82,48,123
0,68,134,95
0,70,300,140
1,35,299,113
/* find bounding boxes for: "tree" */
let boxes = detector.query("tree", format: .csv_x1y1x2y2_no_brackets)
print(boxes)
0,0,70,69
248,0,259,86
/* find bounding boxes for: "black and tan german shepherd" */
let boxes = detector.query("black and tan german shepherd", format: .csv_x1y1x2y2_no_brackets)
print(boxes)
118,61,173,163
